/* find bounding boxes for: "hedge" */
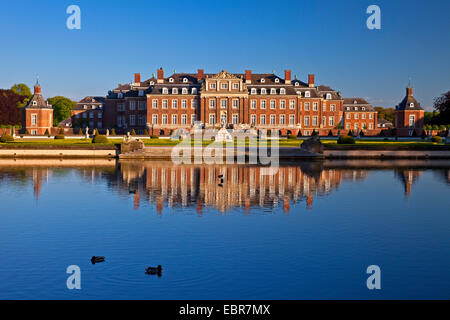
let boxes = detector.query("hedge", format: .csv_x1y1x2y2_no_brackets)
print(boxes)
337,135,355,144
0,134,14,143
92,134,108,144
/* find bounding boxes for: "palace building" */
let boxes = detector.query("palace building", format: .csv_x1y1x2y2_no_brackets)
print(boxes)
100,68,379,136
71,96,105,130
22,80,53,135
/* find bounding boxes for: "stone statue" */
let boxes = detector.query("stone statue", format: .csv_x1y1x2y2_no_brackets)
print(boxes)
106,129,110,137
85,126,89,139
300,135,324,154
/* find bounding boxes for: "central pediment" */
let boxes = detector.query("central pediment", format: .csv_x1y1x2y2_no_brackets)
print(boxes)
211,70,240,79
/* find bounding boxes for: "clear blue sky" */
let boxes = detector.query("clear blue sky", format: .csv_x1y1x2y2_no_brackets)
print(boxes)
1,0,449,110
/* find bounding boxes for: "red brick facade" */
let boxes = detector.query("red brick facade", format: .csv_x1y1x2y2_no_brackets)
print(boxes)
103,69,379,136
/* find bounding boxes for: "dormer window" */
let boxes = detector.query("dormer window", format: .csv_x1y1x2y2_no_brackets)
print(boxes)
362,107,365,111
354,100,358,104
92,105,96,109
275,78,280,83
183,78,188,83
192,88,197,94
118,92,123,99
346,107,350,110
261,78,265,83
295,82,299,87
410,103,414,108
182,88,188,94
169,78,174,83
305,91,310,98
280,88,286,94
261,88,267,95
138,90,144,96
270,88,276,94
326,93,332,99
296,91,301,95
83,105,87,109
251,88,256,95
162,88,168,94
150,81,154,85
172,88,178,94
32,101,37,106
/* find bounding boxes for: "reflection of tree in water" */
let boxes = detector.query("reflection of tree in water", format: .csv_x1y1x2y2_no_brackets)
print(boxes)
432,169,450,186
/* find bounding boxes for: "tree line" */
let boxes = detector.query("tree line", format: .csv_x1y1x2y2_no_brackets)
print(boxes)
0,83,76,127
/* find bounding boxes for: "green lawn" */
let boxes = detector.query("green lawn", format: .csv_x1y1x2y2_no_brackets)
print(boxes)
0,137,446,149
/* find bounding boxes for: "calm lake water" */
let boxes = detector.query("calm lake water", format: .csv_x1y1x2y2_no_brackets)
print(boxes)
0,159,449,300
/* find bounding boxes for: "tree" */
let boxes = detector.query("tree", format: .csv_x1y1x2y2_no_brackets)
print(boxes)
11,84,32,108
11,83,32,98
47,96,76,126
433,91,450,124
374,106,395,123
0,89,26,125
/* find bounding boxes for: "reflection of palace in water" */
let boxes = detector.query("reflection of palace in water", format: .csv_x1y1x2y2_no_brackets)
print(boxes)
1,159,450,212
117,162,368,213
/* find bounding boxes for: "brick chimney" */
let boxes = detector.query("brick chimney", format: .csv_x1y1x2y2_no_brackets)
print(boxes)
134,73,141,85
308,74,315,88
197,69,204,81
406,87,413,96
157,67,164,83
285,70,291,84
245,70,252,84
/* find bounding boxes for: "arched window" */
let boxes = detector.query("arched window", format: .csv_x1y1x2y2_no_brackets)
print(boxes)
118,92,123,99
192,88,197,94
162,88,168,94
182,88,188,94
251,88,256,94
305,91,310,98
326,93,332,99
261,88,267,95
172,88,178,94
270,88,276,94
280,88,286,94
